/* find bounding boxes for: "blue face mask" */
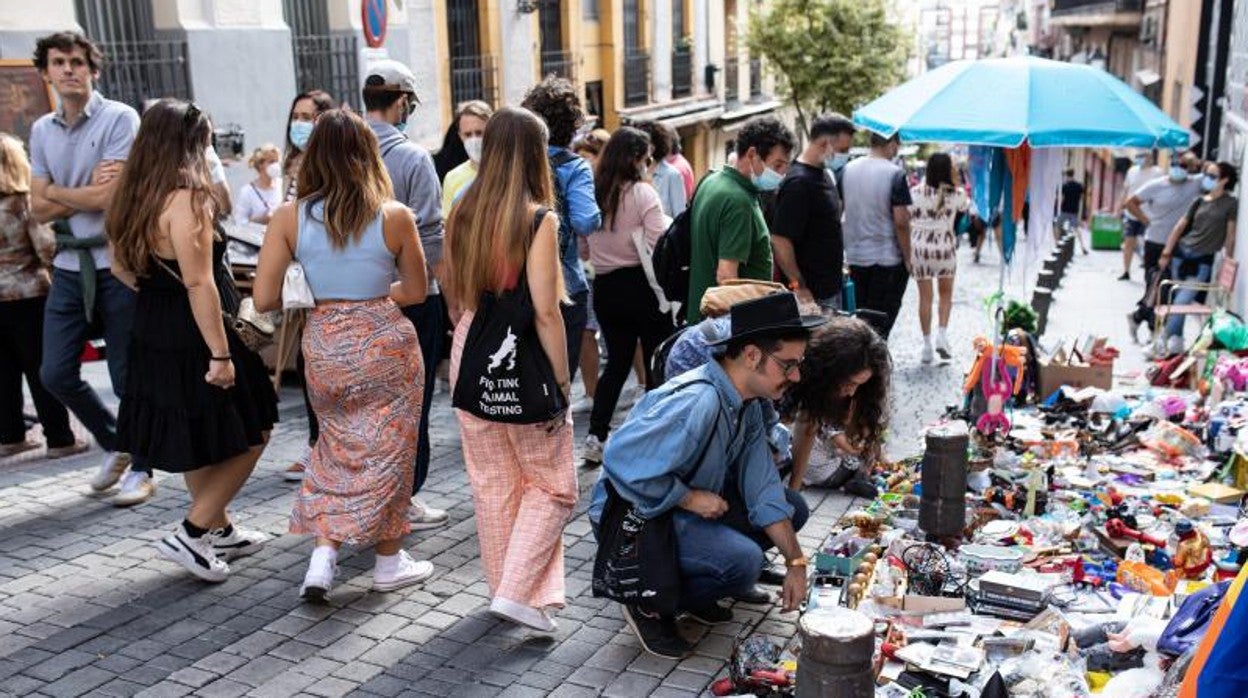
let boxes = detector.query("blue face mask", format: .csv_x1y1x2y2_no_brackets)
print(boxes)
1169,165,1188,182
825,152,850,170
289,121,313,151
1202,174,1218,192
752,164,784,192
395,120,408,134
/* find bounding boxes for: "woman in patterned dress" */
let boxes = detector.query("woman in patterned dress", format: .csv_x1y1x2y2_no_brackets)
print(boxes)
908,153,967,364
253,109,433,601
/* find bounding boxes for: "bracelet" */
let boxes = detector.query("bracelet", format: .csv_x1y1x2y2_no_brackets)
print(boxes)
785,556,809,568
210,355,232,362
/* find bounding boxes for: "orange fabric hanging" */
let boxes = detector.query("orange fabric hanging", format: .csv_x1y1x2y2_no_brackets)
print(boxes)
1005,143,1031,221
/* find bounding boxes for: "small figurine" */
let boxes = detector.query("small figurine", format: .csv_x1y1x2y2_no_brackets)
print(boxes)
1172,519,1212,580
976,355,1013,436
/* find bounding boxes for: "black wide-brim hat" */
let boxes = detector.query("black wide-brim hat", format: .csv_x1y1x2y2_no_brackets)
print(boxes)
706,292,827,346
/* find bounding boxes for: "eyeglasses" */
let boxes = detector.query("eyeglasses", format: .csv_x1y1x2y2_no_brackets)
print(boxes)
763,350,803,378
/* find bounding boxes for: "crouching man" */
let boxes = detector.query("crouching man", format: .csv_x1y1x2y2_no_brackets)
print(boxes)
589,294,822,658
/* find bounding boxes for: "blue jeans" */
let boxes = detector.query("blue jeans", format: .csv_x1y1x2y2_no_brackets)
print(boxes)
561,290,589,380
40,268,149,473
1165,252,1214,339
401,293,445,495
674,488,809,609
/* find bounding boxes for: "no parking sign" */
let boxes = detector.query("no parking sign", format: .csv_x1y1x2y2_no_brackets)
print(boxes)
362,0,388,48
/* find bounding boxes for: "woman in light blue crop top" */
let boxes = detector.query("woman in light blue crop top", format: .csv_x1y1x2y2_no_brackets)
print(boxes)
254,109,434,602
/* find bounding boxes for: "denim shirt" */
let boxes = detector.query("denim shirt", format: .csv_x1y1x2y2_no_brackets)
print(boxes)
549,145,601,296
588,361,794,529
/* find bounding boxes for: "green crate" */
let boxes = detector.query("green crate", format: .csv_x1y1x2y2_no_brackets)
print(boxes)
1090,213,1123,250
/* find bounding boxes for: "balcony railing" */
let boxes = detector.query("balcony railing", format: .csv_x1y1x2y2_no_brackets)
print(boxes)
624,50,651,107
292,34,361,111
540,50,575,81
96,39,191,110
724,54,739,105
672,47,693,99
749,57,762,99
1051,0,1142,15
450,53,500,108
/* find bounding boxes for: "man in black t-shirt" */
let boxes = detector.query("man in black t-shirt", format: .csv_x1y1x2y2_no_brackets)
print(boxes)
771,114,855,310
1058,169,1084,225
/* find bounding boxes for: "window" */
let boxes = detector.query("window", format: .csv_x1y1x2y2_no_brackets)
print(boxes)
583,0,599,21
75,0,192,110
282,0,360,110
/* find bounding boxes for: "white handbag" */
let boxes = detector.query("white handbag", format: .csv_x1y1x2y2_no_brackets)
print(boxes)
282,261,315,310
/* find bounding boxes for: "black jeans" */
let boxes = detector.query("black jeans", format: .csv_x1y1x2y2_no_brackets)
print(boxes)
297,349,318,446
0,296,74,447
401,293,445,494
1133,240,1168,325
589,267,674,440
562,290,589,381
849,263,910,339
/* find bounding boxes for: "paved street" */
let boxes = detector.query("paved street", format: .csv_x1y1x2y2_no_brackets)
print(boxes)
0,238,1144,697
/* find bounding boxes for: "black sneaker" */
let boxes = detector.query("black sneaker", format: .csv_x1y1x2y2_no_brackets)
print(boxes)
685,603,734,625
733,585,772,604
758,567,787,586
622,604,691,659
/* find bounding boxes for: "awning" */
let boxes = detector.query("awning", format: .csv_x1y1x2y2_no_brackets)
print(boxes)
716,100,783,131
1135,69,1161,87
618,97,724,128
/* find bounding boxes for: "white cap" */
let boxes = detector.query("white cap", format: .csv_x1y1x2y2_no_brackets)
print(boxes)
364,59,420,102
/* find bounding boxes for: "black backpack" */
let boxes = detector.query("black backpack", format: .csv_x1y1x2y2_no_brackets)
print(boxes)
651,175,710,316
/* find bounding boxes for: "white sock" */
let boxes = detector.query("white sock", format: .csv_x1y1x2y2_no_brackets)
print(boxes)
937,327,948,342
374,551,401,576
923,334,932,347
310,545,337,569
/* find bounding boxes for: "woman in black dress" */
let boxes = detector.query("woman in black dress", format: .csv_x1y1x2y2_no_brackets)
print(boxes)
107,99,278,582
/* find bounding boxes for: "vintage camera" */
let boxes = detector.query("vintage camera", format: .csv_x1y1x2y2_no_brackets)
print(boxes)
212,124,245,160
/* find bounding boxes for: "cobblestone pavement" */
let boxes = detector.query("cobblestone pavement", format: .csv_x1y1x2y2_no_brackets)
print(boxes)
0,242,1135,697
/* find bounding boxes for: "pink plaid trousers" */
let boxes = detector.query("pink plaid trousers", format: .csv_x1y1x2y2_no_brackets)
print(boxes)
451,313,577,609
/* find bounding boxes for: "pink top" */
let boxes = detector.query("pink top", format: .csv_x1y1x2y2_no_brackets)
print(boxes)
588,181,669,275
667,153,696,200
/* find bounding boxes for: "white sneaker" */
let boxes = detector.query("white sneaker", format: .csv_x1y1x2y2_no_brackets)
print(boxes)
409,497,449,530
90,452,131,491
372,550,433,591
935,333,952,361
156,523,229,583
1167,334,1185,356
489,596,558,633
570,396,594,414
112,470,155,507
208,523,268,560
920,343,934,364
283,447,310,482
300,546,337,603
583,434,605,465
619,385,645,408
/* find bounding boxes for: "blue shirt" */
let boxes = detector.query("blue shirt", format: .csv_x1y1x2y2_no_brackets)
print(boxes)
296,201,394,300
548,145,601,296
588,361,794,529
29,91,140,271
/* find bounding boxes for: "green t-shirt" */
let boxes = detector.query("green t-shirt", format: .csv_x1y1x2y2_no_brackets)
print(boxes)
686,167,773,323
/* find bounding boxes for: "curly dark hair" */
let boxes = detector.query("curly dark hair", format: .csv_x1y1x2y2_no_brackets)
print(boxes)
785,317,891,454
34,32,104,73
735,116,796,160
521,76,584,148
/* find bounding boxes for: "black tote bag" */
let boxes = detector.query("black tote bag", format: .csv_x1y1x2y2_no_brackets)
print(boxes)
592,381,720,615
452,208,568,424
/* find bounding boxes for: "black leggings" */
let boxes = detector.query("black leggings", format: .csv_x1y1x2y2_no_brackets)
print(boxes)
0,296,74,447
589,266,673,439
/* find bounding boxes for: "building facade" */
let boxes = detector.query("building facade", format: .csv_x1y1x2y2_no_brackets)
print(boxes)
0,0,784,189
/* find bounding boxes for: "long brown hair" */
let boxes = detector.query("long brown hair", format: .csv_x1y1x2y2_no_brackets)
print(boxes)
296,109,393,248
594,126,650,230
446,106,560,309
106,99,214,276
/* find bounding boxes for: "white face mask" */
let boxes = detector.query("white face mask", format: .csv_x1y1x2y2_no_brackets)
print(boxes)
264,162,281,180
463,136,483,164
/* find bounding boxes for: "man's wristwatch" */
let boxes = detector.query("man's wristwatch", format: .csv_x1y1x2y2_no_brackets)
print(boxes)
784,556,809,568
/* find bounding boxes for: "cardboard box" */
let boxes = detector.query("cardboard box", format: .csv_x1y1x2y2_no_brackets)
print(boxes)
1037,359,1114,398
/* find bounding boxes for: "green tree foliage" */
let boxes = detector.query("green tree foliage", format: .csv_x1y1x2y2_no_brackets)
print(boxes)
747,0,908,137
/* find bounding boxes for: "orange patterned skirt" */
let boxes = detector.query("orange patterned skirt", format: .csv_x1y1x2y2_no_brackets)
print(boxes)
289,298,423,546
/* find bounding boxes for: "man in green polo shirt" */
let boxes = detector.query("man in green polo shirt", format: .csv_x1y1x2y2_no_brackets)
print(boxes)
687,117,796,323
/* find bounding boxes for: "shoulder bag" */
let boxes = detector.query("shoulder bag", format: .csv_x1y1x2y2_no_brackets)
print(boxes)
592,379,723,615
151,254,274,354
452,207,569,424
